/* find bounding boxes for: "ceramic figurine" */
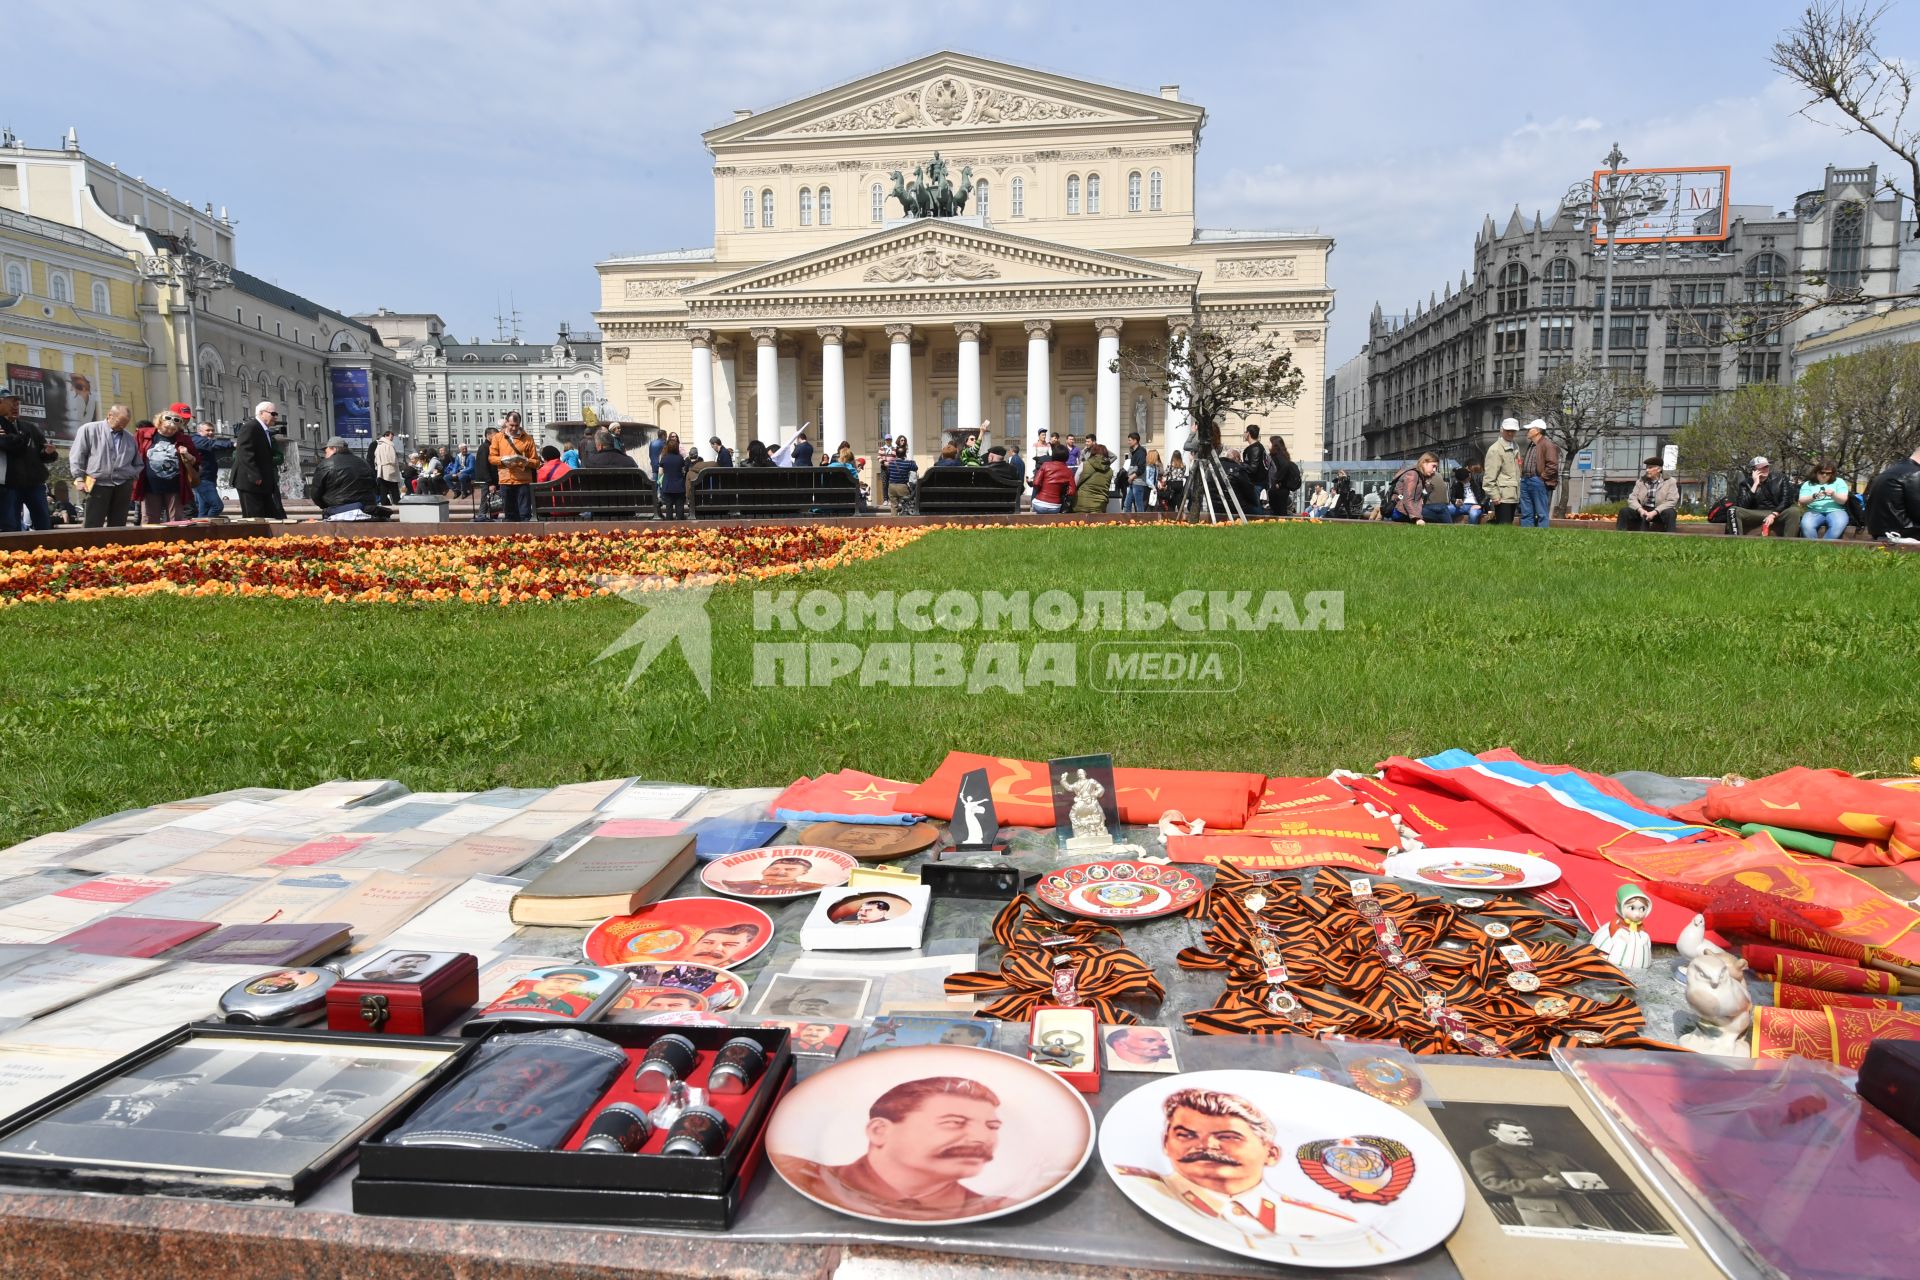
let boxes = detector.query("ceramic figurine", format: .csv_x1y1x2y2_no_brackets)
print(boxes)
1675,912,1752,1056
1591,884,1654,971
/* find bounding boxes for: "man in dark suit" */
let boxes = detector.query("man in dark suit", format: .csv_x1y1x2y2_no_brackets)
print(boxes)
231,400,287,519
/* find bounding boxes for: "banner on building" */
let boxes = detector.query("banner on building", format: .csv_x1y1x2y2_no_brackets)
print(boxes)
4,363,99,442
329,367,372,439
1591,166,1731,243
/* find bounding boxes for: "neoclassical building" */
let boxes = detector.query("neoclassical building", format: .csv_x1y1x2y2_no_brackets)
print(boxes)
593,53,1332,462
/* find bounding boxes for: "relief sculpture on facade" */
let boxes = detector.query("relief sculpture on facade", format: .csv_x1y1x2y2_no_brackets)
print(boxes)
862,248,1002,284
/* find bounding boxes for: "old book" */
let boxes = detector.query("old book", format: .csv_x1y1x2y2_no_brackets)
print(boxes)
508,835,697,927
173,921,352,968
50,915,218,958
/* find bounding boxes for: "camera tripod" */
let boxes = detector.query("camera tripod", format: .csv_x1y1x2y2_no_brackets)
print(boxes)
1178,436,1247,525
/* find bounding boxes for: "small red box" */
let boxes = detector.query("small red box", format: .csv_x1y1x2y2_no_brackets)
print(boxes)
327,950,479,1036
1028,1005,1101,1094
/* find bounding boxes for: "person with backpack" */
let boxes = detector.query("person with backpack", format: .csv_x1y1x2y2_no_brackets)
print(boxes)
131,406,203,524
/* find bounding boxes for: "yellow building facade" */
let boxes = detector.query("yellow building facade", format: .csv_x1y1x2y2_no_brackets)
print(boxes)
1,208,150,441
593,53,1333,462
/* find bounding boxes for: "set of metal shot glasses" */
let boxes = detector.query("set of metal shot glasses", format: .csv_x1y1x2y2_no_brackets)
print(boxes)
580,1035,768,1157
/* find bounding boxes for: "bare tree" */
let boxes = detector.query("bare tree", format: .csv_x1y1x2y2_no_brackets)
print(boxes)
1111,300,1305,458
1773,2,1920,235
1509,361,1658,513
1673,383,1801,492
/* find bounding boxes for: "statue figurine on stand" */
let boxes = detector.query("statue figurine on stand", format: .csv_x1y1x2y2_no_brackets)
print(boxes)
1062,768,1113,854
1675,912,1753,1056
1591,883,1654,971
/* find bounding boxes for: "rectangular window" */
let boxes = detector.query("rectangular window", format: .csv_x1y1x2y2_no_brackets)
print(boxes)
1660,393,1714,428
275,322,283,337
1607,283,1653,307
1593,316,1649,349
1671,281,1726,307
1738,352,1782,384
1663,352,1721,387
1537,316,1574,350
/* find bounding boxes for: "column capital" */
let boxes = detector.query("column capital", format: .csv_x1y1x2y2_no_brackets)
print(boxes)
1093,317,1125,339
749,326,779,346
953,321,985,341
1024,319,1054,340
604,346,629,360
884,322,915,344
816,325,847,345
1166,316,1192,338
686,328,714,349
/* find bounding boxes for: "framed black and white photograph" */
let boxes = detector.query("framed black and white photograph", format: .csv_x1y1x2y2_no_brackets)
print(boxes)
1428,1100,1679,1245
0,1026,464,1201
750,972,874,1021
345,948,463,985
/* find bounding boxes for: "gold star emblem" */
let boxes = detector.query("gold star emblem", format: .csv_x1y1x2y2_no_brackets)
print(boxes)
844,783,897,803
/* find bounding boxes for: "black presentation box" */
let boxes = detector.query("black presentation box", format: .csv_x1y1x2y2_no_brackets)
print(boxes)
353,1022,792,1229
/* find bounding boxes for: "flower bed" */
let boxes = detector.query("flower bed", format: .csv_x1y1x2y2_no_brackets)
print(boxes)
0,526,931,607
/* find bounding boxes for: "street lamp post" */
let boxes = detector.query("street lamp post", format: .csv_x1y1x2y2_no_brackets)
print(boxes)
1561,144,1667,505
140,229,232,418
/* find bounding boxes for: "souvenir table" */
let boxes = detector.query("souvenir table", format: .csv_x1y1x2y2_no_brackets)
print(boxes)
0,778,1898,1279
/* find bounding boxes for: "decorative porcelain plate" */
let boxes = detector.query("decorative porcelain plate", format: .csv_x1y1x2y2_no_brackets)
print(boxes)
700,845,857,900
1099,1069,1464,1267
1035,861,1206,920
766,1044,1094,1226
583,897,773,969
603,961,750,1016
1382,848,1562,891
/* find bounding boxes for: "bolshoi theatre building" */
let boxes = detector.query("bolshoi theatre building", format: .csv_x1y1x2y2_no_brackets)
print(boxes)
592,52,1332,464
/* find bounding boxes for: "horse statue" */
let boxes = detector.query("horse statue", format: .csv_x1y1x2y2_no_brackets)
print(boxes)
954,164,974,215
887,170,912,218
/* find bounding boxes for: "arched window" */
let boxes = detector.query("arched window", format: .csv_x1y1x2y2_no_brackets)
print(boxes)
1066,175,1080,215
1010,176,1025,217
1829,201,1866,293
1003,395,1023,436
91,281,110,313
871,182,884,223
4,263,23,294
1087,173,1101,214
975,180,990,218
798,187,813,226
1068,394,1087,434
1544,258,1576,281
818,185,832,226
1496,263,1529,311
552,391,568,418
741,188,755,229
1745,252,1790,303
941,397,957,432
1127,172,1142,213
49,272,70,303
1149,169,1163,212
1539,257,1577,306
761,189,774,228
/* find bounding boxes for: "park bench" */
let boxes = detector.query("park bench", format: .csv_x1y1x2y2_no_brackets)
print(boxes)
689,465,860,518
531,467,658,520
916,465,1023,514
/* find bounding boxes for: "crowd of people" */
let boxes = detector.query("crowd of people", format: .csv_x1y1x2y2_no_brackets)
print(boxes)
4,388,1918,544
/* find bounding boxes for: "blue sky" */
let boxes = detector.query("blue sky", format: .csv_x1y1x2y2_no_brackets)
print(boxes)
13,1,1918,368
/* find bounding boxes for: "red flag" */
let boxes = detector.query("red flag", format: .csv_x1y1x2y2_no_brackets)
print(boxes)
898,753,1263,829
1673,767,1920,863
770,770,923,823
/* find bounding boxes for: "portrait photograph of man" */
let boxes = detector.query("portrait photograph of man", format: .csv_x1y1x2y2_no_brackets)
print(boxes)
486,968,606,1018
761,1019,850,1056
751,973,872,1021
710,854,840,897
684,921,765,966
1431,1101,1674,1242
351,950,453,984
1102,1026,1180,1073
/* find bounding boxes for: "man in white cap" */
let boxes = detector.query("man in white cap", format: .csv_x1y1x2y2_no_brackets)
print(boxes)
1483,418,1522,525
1727,455,1794,537
1518,419,1558,527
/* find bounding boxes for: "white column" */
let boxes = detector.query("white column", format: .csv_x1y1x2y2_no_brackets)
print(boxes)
885,323,916,455
955,321,983,436
714,338,737,448
687,329,716,446
777,338,800,429
1094,317,1123,456
1025,319,1053,441
1165,319,1191,455
750,327,779,442
818,326,847,446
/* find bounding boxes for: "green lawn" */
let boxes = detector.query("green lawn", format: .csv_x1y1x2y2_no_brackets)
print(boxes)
2,523,1914,846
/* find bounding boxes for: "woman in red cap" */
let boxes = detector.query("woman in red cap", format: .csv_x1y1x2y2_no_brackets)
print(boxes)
131,404,203,523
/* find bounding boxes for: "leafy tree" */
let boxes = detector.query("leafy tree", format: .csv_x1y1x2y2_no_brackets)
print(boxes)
1674,384,1801,491
1507,361,1657,513
1111,302,1304,458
